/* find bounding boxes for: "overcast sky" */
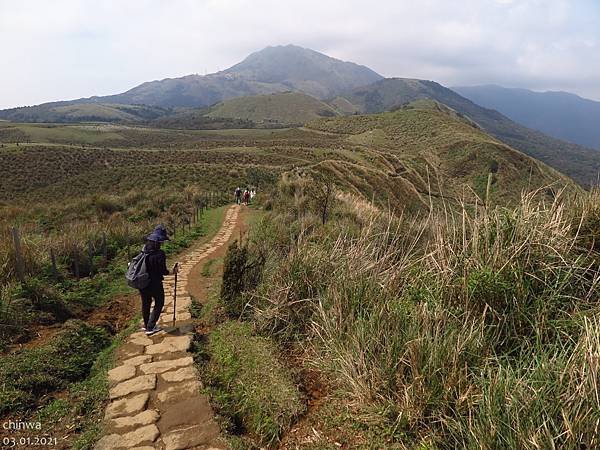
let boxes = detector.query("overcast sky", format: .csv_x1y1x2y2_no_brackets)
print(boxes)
1,0,599,109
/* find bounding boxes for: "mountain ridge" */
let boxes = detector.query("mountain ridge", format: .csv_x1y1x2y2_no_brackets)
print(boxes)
2,45,382,110
453,84,600,150
335,78,600,186
1,45,598,186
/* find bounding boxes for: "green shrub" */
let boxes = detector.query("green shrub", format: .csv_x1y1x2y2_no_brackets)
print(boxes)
91,195,123,215
220,240,264,318
221,241,248,317
202,321,305,445
0,320,110,414
17,277,72,323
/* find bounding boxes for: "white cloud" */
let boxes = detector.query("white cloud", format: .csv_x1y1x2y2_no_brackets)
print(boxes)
0,0,598,108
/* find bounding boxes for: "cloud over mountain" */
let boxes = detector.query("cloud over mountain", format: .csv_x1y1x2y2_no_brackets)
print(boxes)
1,0,599,109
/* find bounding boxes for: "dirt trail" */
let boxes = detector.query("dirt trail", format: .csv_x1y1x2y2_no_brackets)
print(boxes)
95,205,241,450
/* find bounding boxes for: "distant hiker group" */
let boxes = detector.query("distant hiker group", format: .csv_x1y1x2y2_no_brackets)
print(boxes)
234,186,256,205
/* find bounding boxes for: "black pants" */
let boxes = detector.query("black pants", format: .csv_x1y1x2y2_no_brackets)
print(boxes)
140,283,165,330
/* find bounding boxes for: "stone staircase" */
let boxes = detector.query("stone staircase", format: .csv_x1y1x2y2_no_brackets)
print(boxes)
95,205,240,450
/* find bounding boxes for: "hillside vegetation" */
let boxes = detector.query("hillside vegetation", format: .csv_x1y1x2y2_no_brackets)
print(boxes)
0,106,575,346
0,95,597,448
206,92,339,125
337,78,600,186
0,102,169,123
208,173,600,448
2,103,573,210
1,45,598,191
305,102,576,207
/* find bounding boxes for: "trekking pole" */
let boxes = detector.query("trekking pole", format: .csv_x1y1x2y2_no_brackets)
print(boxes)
172,263,179,327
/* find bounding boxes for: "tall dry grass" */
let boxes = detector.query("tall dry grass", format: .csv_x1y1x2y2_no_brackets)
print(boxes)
245,177,600,448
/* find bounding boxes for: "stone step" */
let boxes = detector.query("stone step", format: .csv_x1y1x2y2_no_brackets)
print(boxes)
145,335,192,355
105,392,150,419
94,424,159,450
109,374,157,400
139,356,193,375
97,205,238,448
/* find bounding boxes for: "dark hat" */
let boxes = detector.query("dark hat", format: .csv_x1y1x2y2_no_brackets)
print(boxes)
146,225,170,242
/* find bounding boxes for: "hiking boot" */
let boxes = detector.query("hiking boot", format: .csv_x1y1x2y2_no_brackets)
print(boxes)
145,326,162,336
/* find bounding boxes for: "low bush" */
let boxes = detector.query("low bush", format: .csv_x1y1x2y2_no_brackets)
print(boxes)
201,321,305,445
0,320,110,415
220,240,264,318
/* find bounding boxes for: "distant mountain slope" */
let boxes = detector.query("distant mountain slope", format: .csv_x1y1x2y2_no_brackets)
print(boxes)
453,85,600,150
0,102,169,123
206,92,339,125
338,78,600,186
304,101,576,207
1,45,382,112
89,73,288,108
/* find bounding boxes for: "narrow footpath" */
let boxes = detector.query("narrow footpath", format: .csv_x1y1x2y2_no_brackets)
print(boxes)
95,205,240,450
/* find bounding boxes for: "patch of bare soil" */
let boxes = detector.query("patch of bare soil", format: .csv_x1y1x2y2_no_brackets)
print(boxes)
9,292,138,354
276,350,342,450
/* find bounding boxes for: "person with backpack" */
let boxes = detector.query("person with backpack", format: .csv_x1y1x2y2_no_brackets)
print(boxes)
243,188,250,205
234,186,242,205
127,225,178,335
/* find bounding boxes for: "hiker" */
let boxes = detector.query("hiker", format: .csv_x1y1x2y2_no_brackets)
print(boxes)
234,186,242,205
250,188,256,199
243,188,250,205
140,225,178,335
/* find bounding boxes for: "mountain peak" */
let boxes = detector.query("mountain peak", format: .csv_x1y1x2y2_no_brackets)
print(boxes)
223,44,382,98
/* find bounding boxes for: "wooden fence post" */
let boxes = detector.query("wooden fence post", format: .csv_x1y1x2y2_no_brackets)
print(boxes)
485,172,493,209
102,232,108,260
11,227,25,282
73,244,80,279
88,240,94,277
50,248,57,276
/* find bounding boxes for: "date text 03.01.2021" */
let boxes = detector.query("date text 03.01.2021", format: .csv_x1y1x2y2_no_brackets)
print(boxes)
1,436,58,447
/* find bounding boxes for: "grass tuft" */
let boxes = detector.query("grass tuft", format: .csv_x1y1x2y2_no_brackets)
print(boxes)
200,321,305,446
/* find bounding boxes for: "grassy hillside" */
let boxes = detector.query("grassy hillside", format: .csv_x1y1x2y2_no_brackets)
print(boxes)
306,102,576,206
0,104,592,448
339,78,600,186
0,102,169,123
206,92,339,125
216,174,600,448
0,104,576,211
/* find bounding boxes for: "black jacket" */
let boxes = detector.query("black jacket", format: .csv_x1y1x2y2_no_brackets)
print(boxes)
143,246,169,286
